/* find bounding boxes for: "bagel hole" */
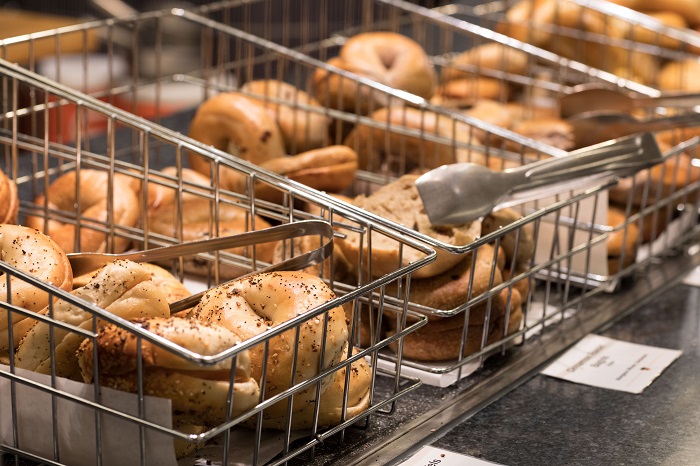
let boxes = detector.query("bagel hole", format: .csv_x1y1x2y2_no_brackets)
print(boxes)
378,48,398,70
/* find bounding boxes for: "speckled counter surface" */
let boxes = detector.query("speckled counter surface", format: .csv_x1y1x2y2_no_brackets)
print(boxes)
421,282,700,466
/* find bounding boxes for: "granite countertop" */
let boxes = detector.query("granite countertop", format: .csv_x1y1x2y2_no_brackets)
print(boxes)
426,282,700,466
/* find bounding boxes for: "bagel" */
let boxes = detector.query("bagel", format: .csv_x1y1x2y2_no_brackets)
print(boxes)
25,169,140,253
658,59,700,92
145,167,277,278
509,118,575,151
608,140,700,207
241,80,330,153
389,288,523,362
313,32,436,113
441,43,530,83
607,0,700,28
187,271,349,424
232,146,358,204
0,224,73,354
14,260,170,380
393,244,507,324
343,106,487,174
482,208,536,272
78,316,260,427
252,345,371,430
432,77,510,108
0,168,18,224
607,205,639,274
336,174,481,280
187,92,286,189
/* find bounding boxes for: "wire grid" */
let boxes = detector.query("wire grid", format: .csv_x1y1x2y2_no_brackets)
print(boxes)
174,1,700,369
0,56,440,464
0,2,686,381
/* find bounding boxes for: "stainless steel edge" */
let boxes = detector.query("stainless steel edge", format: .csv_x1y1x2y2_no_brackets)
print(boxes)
347,245,700,466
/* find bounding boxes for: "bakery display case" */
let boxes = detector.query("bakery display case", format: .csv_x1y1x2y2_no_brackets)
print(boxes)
0,0,699,465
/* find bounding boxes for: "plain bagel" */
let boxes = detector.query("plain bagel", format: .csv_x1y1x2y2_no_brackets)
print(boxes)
25,169,140,253
188,92,286,189
313,32,437,113
241,79,330,153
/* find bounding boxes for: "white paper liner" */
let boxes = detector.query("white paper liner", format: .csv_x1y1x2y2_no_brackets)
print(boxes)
0,364,176,466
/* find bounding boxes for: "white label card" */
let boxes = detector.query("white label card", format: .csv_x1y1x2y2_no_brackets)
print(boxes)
541,334,681,394
399,445,503,466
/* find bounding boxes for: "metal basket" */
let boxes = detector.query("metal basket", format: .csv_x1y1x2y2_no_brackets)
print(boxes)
0,53,442,464
0,6,695,460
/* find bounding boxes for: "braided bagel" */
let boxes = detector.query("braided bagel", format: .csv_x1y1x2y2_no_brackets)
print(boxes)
78,316,260,427
25,169,140,253
0,224,73,354
187,271,349,427
14,260,170,380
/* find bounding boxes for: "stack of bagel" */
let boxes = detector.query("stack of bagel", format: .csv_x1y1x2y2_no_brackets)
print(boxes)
495,0,700,91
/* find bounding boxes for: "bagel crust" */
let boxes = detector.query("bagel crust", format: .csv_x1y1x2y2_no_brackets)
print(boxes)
15,260,169,380
78,317,260,426
188,271,349,422
0,224,73,354
25,169,140,253
313,32,436,113
0,168,19,224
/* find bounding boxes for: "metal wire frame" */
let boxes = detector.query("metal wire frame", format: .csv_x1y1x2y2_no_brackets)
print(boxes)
0,57,440,465
162,0,700,367
1,0,698,417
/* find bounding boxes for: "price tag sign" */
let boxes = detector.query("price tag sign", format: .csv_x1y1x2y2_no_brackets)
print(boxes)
541,334,681,394
399,445,503,466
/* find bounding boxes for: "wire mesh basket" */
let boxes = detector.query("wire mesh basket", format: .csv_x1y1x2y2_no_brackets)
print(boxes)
0,54,442,464
0,6,698,464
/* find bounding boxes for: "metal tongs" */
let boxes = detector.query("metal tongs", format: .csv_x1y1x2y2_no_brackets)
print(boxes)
416,132,663,225
67,220,334,313
560,84,700,119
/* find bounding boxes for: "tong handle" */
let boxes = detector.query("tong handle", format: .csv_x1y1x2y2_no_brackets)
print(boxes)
512,132,663,191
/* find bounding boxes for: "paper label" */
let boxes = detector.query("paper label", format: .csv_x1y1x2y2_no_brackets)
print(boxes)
541,334,681,394
400,445,503,466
